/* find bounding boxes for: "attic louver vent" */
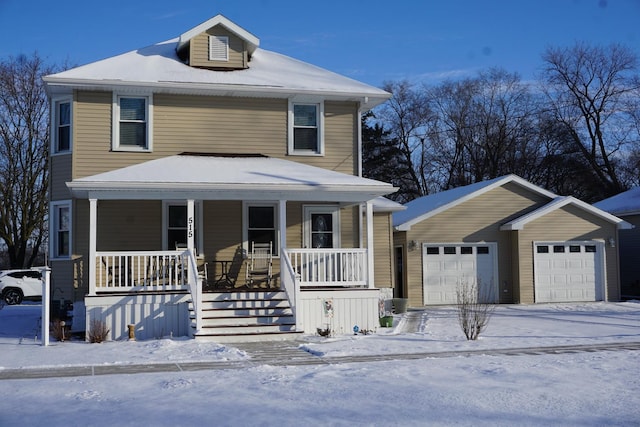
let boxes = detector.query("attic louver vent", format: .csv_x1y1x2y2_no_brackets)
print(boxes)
209,35,229,61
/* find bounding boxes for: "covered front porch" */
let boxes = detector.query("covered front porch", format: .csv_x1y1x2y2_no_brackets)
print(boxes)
68,154,396,341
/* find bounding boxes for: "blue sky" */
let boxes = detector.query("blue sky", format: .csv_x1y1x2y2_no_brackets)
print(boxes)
1,0,638,87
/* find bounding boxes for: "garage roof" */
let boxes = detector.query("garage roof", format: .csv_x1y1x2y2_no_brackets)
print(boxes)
393,175,556,231
500,196,633,230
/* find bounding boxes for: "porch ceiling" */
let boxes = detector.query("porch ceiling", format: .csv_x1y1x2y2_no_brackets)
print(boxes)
67,154,397,202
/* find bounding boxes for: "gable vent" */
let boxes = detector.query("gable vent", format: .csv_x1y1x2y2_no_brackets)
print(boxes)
209,35,229,61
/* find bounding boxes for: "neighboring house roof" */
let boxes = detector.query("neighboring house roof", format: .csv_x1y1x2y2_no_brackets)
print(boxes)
176,14,259,55
43,16,390,109
66,154,397,203
500,196,633,231
393,175,557,231
594,187,640,217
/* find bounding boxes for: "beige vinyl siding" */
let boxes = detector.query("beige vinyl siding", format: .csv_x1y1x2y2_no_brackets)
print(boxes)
371,213,395,288
202,201,248,285
73,92,358,178
153,95,286,156
50,154,72,200
50,259,77,303
189,28,248,69
95,201,162,251
340,206,359,248
401,182,550,306
516,204,619,303
618,214,640,294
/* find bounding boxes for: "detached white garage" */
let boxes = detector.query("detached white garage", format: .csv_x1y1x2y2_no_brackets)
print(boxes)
422,243,498,305
534,241,605,303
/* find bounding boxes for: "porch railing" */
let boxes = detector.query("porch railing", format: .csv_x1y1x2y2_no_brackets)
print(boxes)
284,248,368,287
95,251,190,293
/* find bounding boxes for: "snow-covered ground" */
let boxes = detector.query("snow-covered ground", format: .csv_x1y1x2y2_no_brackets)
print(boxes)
0,301,638,426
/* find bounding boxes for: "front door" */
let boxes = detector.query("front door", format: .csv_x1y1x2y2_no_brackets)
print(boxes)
303,205,340,249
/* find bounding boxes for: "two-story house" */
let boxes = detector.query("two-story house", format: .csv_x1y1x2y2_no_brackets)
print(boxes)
44,15,398,342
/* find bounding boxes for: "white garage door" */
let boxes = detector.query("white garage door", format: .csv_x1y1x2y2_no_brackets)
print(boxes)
422,243,498,305
534,241,604,303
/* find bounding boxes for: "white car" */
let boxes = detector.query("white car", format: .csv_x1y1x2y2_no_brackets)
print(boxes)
0,269,43,305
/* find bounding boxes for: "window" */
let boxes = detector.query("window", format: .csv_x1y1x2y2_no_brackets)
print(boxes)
53,99,71,153
553,245,565,253
51,201,71,259
113,94,152,151
209,35,229,61
537,245,549,253
289,101,324,155
585,245,597,253
426,247,439,255
162,202,201,252
460,247,473,255
444,247,456,255
245,203,278,255
569,245,581,253
477,246,490,254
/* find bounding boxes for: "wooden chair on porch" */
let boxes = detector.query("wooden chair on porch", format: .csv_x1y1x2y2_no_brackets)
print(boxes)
246,242,273,288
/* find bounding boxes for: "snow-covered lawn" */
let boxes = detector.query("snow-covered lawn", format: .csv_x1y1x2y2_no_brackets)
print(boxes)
0,302,638,426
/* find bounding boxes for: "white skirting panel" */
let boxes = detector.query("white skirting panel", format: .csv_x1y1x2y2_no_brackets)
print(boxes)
299,289,381,335
85,293,190,341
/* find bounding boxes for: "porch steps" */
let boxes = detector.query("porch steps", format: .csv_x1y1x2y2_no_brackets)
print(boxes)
188,290,304,343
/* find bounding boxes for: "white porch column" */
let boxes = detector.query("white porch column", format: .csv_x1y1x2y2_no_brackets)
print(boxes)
366,201,374,288
187,199,195,253
279,200,287,284
278,200,287,253
88,198,97,296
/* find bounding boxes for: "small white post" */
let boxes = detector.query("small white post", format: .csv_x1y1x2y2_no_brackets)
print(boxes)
41,267,51,346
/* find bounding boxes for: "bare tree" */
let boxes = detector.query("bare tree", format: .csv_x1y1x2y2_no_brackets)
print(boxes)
0,53,53,268
378,80,434,200
456,279,495,341
541,42,640,201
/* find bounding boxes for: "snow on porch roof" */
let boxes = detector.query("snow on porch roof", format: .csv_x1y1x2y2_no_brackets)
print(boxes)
67,153,397,202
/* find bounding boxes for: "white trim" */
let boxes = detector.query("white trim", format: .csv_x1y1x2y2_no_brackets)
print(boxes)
302,205,341,249
243,201,280,256
50,200,72,260
51,96,72,155
111,92,153,152
288,99,324,156
500,196,634,231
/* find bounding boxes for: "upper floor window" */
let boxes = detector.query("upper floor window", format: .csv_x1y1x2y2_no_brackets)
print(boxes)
112,94,152,151
51,201,71,259
209,35,229,61
288,101,324,155
53,99,71,153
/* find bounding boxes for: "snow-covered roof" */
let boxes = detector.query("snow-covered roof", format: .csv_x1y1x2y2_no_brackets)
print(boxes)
67,154,397,202
43,17,390,110
594,187,640,217
371,197,405,213
501,196,633,231
393,175,556,230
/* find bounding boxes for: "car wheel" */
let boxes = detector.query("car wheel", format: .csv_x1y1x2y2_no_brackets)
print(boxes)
4,289,23,305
